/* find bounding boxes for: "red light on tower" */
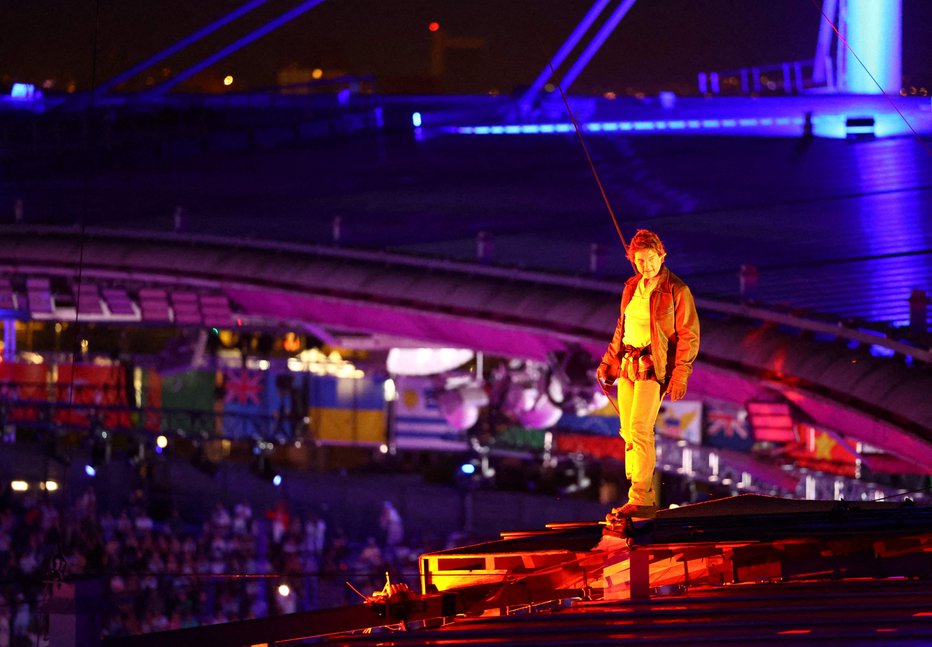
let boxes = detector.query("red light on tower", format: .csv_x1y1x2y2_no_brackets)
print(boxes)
428,21,440,32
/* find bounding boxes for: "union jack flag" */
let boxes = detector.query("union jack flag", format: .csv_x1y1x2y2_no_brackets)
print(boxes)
705,404,752,450
707,410,747,438
224,370,263,406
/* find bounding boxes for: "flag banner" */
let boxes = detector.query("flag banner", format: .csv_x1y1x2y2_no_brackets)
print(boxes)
161,369,220,437
161,370,216,411
0,362,48,422
393,376,466,451
656,399,702,443
308,375,385,445
222,369,267,438
704,400,754,452
493,426,547,452
556,413,618,437
56,364,130,429
784,423,859,476
554,432,624,461
141,368,162,433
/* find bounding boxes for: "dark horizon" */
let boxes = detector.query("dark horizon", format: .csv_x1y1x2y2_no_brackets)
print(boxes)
3,0,931,95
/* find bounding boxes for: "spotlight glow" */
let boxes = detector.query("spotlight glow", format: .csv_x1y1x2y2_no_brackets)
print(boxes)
460,463,476,475
272,474,282,487
45,480,59,492
85,465,97,477
277,583,291,597
223,75,234,86
11,480,28,492
156,435,168,449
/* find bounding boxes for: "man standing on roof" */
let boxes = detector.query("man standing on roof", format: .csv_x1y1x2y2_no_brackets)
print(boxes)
596,230,700,520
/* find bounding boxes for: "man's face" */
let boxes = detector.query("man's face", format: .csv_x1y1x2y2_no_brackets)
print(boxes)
632,249,665,279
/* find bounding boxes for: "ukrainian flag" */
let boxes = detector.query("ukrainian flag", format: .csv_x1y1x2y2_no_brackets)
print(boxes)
307,375,385,445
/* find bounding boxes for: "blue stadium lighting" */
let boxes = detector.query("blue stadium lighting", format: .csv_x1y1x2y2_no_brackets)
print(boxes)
411,112,422,128
447,107,882,139
272,474,283,486
84,465,96,477
10,83,37,101
460,463,476,475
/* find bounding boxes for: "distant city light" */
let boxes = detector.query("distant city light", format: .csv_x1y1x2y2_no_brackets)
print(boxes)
85,465,97,477
411,112,422,128
272,474,282,487
311,68,323,80
11,480,28,492
258,359,270,371
223,75,234,86
45,480,59,492
156,435,168,449
428,21,440,32
277,583,291,597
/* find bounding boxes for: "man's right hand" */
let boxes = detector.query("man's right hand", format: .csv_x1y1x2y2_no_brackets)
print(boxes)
596,362,615,386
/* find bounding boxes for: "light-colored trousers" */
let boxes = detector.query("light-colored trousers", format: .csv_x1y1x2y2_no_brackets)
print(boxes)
617,377,663,506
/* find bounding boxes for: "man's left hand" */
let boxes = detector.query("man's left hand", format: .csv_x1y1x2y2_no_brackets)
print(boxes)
666,381,687,401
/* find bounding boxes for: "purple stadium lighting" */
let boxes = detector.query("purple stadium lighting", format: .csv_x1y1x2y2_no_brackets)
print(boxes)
559,0,637,93
520,0,613,112
94,0,271,96
149,0,329,95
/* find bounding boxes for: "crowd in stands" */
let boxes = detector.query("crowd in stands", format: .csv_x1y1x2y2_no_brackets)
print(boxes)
0,484,440,645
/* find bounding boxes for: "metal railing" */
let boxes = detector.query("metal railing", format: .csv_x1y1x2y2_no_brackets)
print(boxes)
2,225,929,364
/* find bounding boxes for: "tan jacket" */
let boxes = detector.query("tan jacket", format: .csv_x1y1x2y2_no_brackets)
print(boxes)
600,265,700,387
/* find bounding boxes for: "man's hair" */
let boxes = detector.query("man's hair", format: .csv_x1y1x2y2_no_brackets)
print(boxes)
627,229,666,262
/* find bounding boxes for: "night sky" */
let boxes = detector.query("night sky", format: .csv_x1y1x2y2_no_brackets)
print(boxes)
3,0,930,95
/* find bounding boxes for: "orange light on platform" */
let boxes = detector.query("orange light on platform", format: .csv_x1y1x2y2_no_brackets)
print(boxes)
428,21,440,32
283,332,301,352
